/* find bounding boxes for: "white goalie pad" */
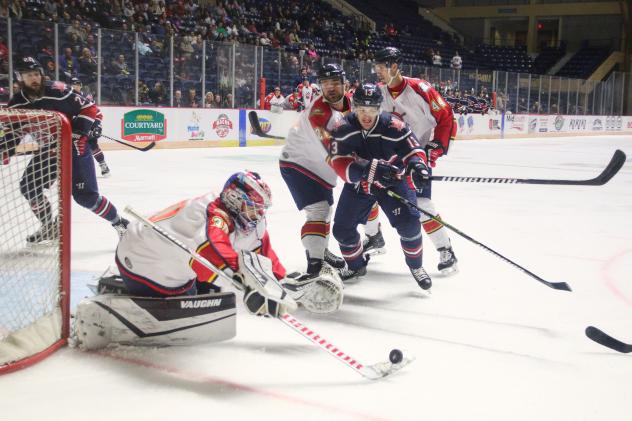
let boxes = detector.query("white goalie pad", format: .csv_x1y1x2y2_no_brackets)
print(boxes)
72,292,237,350
283,263,344,314
238,250,297,313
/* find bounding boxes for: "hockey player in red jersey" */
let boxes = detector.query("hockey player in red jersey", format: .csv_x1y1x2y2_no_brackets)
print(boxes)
373,47,458,274
263,86,285,113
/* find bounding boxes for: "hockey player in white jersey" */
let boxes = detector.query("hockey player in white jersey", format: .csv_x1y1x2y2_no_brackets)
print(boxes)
373,47,458,274
73,171,342,350
279,63,353,280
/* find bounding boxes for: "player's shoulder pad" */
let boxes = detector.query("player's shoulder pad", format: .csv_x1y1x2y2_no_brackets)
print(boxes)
330,114,359,141
405,77,433,94
44,80,73,98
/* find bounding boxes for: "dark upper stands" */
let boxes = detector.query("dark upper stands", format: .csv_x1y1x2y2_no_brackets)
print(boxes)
556,45,610,79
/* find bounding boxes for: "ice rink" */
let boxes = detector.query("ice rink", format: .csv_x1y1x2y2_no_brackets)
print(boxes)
2,135,632,421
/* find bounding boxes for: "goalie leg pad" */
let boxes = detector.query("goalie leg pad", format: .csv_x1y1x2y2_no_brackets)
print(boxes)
283,263,343,314
72,292,236,350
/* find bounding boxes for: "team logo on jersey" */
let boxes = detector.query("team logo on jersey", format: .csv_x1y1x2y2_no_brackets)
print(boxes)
431,101,440,112
212,113,233,138
187,111,205,140
436,97,447,108
211,215,228,232
122,110,167,142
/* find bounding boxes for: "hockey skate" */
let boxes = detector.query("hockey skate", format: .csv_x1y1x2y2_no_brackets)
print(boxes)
410,266,432,290
363,231,386,257
324,248,346,269
99,162,111,178
112,217,129,238
26,218,58,244
437,246,458,275
338,264,367,282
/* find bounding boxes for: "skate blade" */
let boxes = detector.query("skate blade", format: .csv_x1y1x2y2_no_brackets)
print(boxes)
439,264,459,277
101,173,111,178
26,239,57,247
363,247,386,258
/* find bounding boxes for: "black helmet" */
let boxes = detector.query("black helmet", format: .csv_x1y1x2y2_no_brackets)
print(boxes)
317,63,345,82
15,56,44,74
352,83,382,107
71,77,82,85
374,47,402,65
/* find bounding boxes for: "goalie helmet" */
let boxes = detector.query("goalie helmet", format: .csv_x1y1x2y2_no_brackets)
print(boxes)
220,171,272,230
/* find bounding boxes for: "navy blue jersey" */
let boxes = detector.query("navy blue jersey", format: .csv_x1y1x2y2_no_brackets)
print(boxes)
329,112,427,184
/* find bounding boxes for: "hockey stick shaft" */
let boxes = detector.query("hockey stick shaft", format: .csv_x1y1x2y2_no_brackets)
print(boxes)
585,326,632,353
101,134,156,151
124,206,394,379
432,150,626,186
385,190,572,291
248,111,285,139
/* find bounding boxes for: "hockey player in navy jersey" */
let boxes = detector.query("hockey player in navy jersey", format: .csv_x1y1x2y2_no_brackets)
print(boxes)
70,77,111,177
2,56,127,243
328,83,432,289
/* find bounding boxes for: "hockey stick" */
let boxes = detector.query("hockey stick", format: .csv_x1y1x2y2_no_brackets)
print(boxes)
248,111,285,140
101,134,156,151
432,150,626,186
124,206,412,379
385,190,572,291
585,326,632,353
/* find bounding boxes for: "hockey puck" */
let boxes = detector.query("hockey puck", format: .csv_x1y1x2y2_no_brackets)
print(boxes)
389,349,403,364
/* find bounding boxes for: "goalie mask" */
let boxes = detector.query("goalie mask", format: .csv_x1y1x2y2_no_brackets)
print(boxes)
220,171,272,230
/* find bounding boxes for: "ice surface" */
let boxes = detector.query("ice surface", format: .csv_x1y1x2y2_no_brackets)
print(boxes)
2,135,631,421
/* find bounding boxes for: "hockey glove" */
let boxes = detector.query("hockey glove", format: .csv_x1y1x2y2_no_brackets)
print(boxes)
89,121,102,140
407,159,430,190
361,159,402,194
425,140,445,168
72,133,89,156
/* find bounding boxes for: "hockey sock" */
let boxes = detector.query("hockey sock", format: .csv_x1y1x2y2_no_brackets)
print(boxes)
90,195,119,223
301,220,329,260
417,198,451,250
339,238,365,270
92,148,105,164
400,230,423,269
364,203,381,236
29,197,53,225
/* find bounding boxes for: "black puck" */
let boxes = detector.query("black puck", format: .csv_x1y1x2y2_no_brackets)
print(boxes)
389,348,403,364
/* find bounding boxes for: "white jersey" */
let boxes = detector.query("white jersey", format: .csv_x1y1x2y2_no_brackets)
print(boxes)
269,94,285,113
280,94,351,186
116,193,266,288
301,85,315,107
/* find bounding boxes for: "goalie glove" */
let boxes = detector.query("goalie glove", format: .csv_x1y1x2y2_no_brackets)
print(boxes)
406,159,430,191
361,159,402,194
425,140,444,168
235,250,297,318
282,263,343,314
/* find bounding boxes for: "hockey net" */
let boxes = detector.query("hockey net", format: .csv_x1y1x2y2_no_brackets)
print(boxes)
0,109,71,374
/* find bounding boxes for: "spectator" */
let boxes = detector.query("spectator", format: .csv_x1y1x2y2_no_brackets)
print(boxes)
58,47,79,77
204,91,214,108
78,48,97,84
432,50,442,66
225,93,234,108
65,19,86,43
111,54,130,76
451,51,462,70
174,89,183,107
138,81,150,104
186,88,199,108
214,93,223,108
149,81,167,106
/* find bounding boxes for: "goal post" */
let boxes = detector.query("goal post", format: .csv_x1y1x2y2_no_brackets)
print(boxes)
0,109,72,374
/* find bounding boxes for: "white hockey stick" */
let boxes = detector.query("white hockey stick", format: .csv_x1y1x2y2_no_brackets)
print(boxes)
124,206,413,380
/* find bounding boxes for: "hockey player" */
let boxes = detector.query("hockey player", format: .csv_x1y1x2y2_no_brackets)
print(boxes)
373,47,458,274
2,56,128,243
71,77,110,177
73,171,342,349
329,83,431,289
263,86,285,113
279,63,351,280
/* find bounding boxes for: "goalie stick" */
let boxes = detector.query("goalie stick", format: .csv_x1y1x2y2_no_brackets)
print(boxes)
248,111,285,139
385,190,572,292
432,150,626,186
101,134,156,152
124,206,412,380
585,326,632,353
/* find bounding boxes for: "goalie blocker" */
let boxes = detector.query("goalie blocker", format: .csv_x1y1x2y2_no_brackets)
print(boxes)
73,290,237,350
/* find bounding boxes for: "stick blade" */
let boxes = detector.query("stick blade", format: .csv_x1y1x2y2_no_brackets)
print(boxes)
593,149,626,185
549,281,572,291
361,355,416,380
585,326,632,353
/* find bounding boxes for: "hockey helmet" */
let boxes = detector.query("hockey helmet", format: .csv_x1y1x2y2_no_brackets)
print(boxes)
71,77,82,86
317,63,345,83
374,47,403,66
15,56,44,80
352,83,383,108
220,171,272,230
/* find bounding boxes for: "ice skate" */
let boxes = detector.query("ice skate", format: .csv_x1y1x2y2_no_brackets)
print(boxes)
99,162,111,178
26,219,58,244
324,248,346,269
410,266,432,290
438,246,458,275
363,230,386,257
